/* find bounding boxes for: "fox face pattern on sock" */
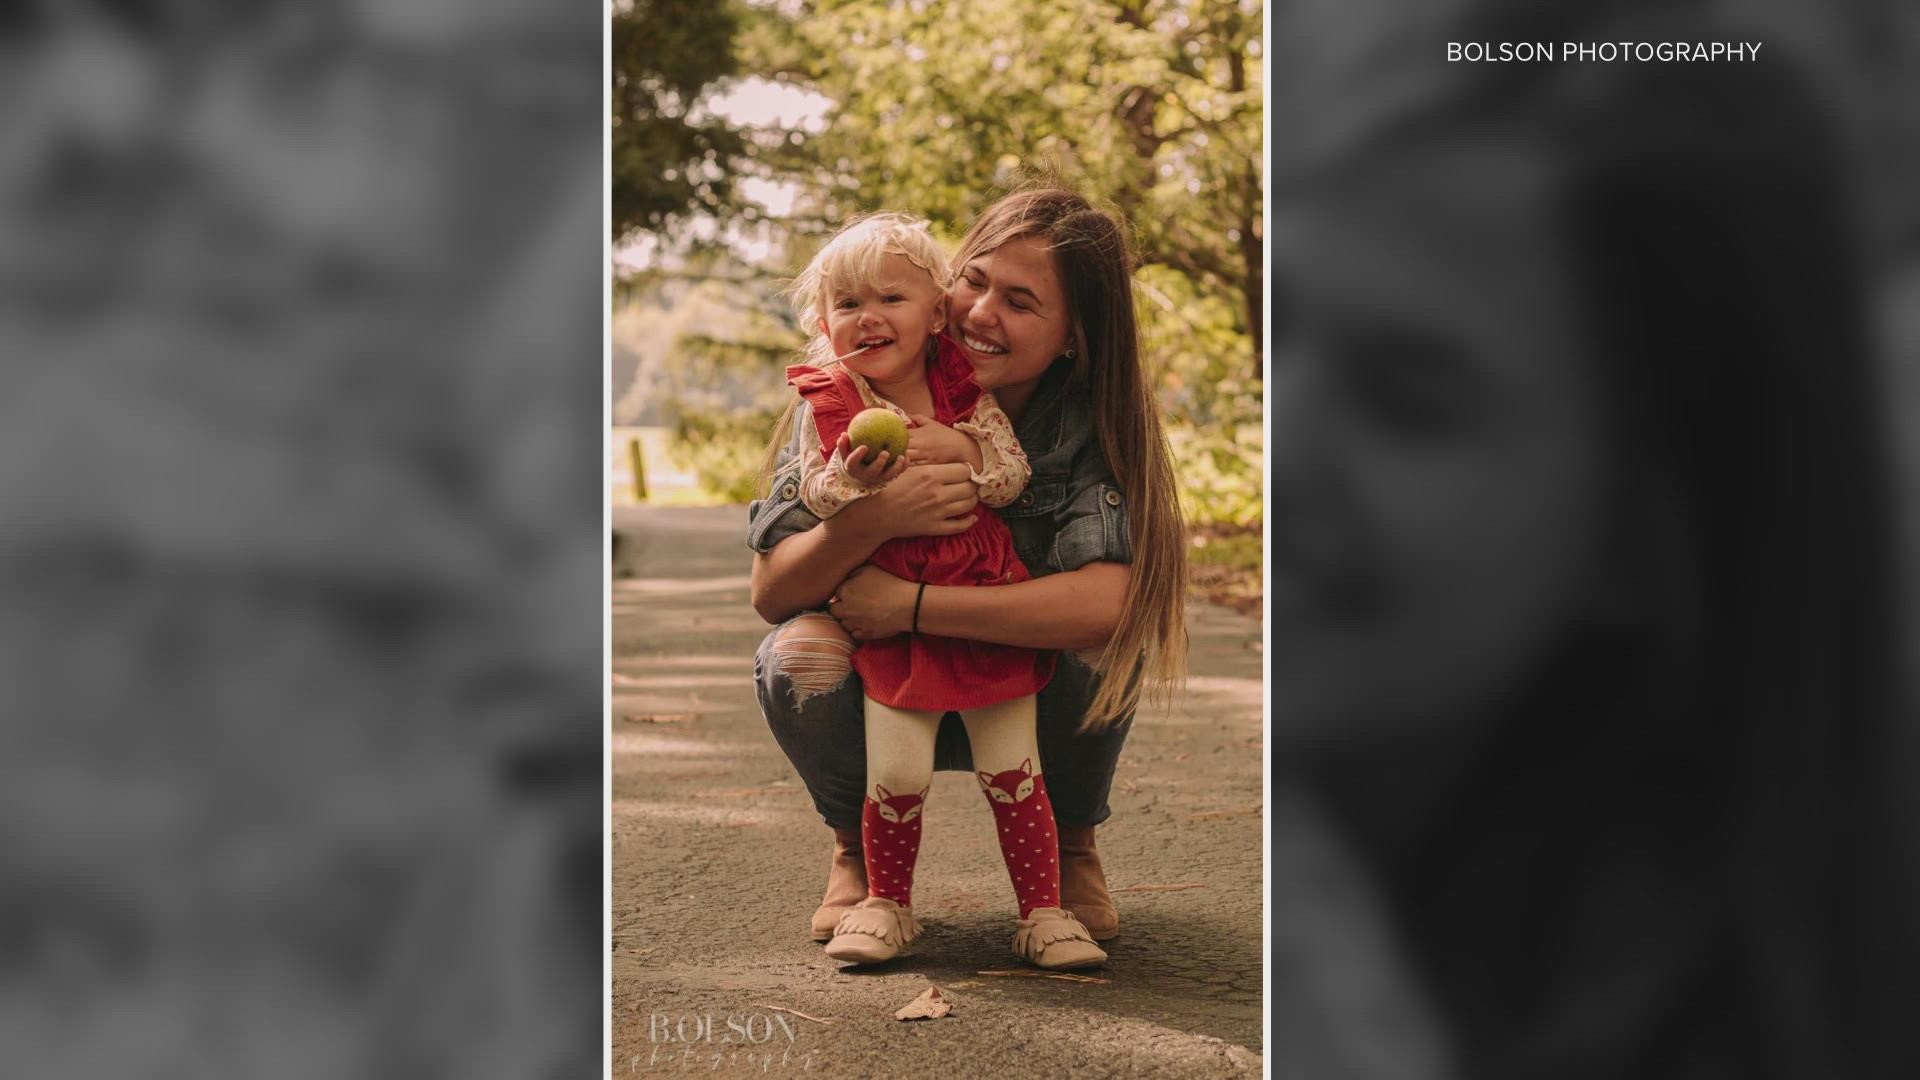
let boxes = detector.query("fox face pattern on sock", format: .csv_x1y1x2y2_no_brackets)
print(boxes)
976,758,1061,917
862,783,926,905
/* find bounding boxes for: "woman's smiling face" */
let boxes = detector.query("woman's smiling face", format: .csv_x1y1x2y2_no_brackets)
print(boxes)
949,236,1073,392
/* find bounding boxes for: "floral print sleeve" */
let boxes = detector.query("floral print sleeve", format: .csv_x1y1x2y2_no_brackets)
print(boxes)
795,402,884,519
953,390,1030,509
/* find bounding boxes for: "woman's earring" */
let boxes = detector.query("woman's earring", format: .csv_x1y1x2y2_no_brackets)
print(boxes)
1064,349,1076,360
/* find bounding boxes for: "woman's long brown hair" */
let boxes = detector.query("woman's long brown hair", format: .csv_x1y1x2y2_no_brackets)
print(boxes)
952,188,1189,731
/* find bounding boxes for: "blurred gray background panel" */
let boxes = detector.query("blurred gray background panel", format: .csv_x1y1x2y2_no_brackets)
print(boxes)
0,3,604,1077
1270,2,1920,1077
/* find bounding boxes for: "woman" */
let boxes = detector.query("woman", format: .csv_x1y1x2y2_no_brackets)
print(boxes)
1271,25,1919,1080
748,188,1189,943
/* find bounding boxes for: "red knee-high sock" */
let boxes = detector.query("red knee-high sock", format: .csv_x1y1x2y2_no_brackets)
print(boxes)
861,784,926,906
977,758,1060,917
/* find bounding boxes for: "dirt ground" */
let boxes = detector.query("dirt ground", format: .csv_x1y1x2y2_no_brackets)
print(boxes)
611,505,1269,1077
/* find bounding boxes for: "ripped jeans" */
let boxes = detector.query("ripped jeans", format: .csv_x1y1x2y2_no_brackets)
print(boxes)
754,614,1133,830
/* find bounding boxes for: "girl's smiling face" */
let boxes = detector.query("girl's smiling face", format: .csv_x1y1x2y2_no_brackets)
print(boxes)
949,236,1072,393
817,252,946,388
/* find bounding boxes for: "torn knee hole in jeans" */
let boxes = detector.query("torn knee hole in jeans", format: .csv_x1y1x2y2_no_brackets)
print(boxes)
772,619,854,702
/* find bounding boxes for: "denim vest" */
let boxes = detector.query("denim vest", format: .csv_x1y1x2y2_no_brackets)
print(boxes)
746,360,1132,576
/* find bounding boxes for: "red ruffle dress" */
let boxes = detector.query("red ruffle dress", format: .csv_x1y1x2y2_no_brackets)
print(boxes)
787,340,1055,712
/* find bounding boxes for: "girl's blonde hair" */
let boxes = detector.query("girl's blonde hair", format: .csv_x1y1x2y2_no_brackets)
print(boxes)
760,213,951,486
952,189,1188,732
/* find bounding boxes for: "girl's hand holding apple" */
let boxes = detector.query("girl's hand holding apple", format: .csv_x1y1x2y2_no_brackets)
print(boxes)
835,432,909,487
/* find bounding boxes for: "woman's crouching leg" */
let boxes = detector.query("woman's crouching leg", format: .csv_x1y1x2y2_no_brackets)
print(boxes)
1033,653,1134,827
1032,654,1129,940
756,615,867,829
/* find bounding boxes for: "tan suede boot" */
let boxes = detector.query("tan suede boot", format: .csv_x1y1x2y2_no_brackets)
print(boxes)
1058,824,1118,941
810,827,869,941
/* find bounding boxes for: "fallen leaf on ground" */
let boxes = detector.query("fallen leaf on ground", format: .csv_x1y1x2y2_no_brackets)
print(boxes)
1110,882,1208,894
974,970,1110,984
894,986,954,1020
751,1004,835,1026
1174,752,1191,762
624,713,694,724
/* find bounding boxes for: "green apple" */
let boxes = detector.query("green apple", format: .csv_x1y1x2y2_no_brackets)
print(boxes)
847,408,910,462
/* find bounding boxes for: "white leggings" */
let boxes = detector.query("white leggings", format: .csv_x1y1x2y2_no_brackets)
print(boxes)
864,693,1041,803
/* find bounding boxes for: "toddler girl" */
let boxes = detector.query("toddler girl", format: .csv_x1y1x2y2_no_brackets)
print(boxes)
767,213,1106,970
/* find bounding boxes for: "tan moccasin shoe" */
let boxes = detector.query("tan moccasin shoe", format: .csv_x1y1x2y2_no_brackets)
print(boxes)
1012,907,1108,970
823,896,922,965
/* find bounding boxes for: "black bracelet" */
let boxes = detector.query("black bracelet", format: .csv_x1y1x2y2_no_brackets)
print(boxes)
912,581,928,635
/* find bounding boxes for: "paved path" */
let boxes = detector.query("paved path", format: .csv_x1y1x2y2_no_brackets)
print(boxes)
610,505,1270,1077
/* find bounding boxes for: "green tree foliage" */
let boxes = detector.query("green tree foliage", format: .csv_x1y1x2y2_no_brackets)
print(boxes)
625,0,1264,534
611,0,750,240
1137,264,1264,528
749,0,1263,369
